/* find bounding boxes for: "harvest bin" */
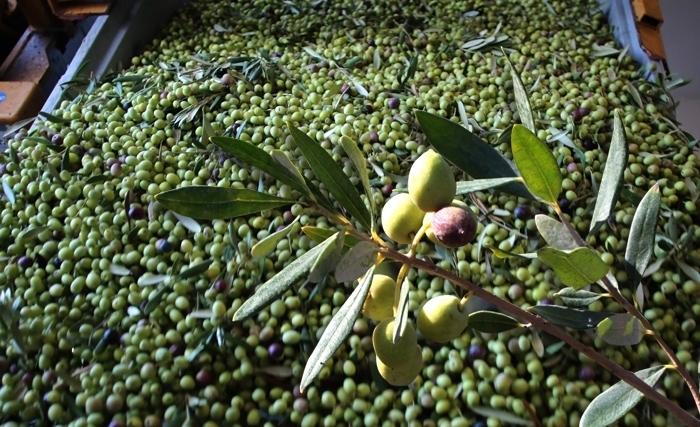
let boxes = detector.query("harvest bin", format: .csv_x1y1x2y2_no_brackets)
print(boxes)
2,0,699,427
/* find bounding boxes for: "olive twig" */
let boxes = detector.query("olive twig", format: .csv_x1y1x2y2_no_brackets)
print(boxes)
555,202,700,413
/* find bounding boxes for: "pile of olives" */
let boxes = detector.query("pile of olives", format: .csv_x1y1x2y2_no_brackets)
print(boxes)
0,0,698,425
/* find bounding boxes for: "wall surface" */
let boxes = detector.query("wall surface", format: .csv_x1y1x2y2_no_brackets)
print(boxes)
659,0,700,138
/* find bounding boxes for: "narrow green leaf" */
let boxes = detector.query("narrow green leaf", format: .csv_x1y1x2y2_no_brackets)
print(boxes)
9,144,19,164
340,136,376,218
201,110,216,145
625,184,661,289
308,231,344,283
301,226,361,249
486,245,538,259
23,136,63,152
2,178,15,205
455,177,523,195
537,247,609,289
112,74,149,83
511,124,562,203
85,175,109,184
392,277,411,344
177,259,214,280
555,288,604,308
503,55,536,134
414,110,533,199
596,313,647,346
270,150,311,196
251,216,300,259
16,226,49,244
211,136,311,197
4,116,36,136
144,286,168,315
38,111,71,124
300,265,375,392
156,187,293,220
470,406,534,426
531,330,545,357
535,215,579,251
61,148,71,172
590,111,629,234
529,305,613,330
469,310,522,333
580,366,666,427
288,124,372,230
232,236,336,321
334,241,378,283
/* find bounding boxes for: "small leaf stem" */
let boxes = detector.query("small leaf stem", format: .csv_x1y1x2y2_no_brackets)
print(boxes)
392,222,431,312
554,205,700,413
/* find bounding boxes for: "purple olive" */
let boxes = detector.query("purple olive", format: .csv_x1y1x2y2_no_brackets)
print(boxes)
196,369,212,385
156,238,172,252
128,205,146,220
579,366,596,381
513,205,533,220
468,344,486,360
268,342,284,359
369,132,379,142
388,97,400,109
431,206,478,248
17,256,34,269
582,138,596,151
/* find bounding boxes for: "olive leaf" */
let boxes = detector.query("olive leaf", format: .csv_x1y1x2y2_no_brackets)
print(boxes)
301,226,362,249
233,235,336,321
2,177,15,205
201,110,216,145
677,260,700,282
469,310,522,333
455,177,524,195
137,274,169,286
503,53,535,134
172,212,202,233
38,110,71,124
308,231,345,283
156,187,294,220
580,366,666,427
529,305,613,330
469,406,534,426
85,175,109,184
486,245,538,259
590,111,629,234
414,110,533,199
511,124,562,204
251,216,300,259
61,148,71,172
177,259,214,280
16,226,49,244
300,265,375,392
3,116,36,136
555,288,604,308
340,136,376,218
288,125,372,230
109,264,132,276
535,215,579,251
334,241,379,283
144,286,169,315
596,313,647,346
270,150,312,197
24,136,63,152
537,247,609,289
530,329,545,357
625,184,661,289
211,136,311,197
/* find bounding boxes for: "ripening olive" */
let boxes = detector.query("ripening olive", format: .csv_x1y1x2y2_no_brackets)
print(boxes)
407,149,456,212
417,295,470,343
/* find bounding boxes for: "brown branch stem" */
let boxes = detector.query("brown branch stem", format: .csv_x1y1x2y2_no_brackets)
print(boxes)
383,247,700,426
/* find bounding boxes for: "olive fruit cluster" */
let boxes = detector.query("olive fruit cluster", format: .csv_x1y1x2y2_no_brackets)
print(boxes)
381,149,478,248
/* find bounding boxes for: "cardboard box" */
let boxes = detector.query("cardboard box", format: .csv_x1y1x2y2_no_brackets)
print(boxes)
46,0,113,20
